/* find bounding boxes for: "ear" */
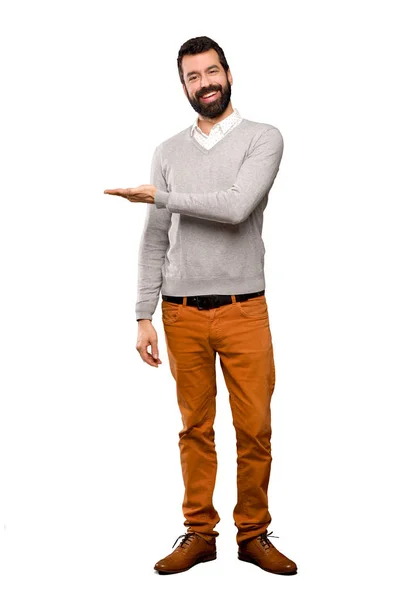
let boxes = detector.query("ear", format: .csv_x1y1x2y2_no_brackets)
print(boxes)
182,83,188,98
227,68,233,86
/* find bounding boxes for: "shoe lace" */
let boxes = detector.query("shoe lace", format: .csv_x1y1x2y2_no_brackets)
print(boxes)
258,530,279,549
172,532,196,549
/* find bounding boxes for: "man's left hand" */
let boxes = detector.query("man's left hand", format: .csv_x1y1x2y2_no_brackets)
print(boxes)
104,185,156,204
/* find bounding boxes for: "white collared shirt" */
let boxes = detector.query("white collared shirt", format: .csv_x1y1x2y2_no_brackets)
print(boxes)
190,107,243,150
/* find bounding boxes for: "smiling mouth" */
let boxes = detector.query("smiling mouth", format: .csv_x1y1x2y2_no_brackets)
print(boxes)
200,90,220,103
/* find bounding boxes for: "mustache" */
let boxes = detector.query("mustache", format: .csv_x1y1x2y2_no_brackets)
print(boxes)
197,87,221,99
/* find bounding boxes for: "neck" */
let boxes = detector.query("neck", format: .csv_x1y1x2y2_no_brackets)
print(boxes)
196,104,234,135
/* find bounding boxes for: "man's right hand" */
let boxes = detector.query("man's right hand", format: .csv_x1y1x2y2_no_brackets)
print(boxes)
136,320,162,368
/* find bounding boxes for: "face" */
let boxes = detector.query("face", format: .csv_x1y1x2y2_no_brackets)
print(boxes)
182,49,233,119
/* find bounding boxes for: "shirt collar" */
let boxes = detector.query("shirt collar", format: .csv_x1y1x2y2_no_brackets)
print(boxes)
190,107,241,137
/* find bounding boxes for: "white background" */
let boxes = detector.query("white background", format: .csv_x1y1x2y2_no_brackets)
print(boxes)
1,0,399,598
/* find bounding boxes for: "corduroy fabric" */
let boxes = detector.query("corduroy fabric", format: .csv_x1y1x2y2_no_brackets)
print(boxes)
161,292,276,545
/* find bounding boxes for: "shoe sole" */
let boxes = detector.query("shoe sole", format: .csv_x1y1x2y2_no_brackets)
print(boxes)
155,551,217,575
238,552,297,575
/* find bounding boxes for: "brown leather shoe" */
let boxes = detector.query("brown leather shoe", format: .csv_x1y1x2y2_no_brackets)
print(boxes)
238,531,297,575
154,532,217,574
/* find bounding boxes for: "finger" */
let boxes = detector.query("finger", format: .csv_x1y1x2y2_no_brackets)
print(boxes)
138,348,156,367
126,187,144,198
149,341,161,362
104,188,130,196
152,343,159,360
137,343,158,365
145,351,159,367
147,343,159,363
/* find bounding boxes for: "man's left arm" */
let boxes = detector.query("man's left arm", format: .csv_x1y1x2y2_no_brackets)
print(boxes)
154,126,283,225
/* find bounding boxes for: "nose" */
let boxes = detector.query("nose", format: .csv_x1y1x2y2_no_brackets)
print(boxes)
199,75,214,91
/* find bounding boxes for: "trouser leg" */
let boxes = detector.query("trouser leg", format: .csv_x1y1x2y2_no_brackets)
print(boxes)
162,300,221,541
215,295,276,545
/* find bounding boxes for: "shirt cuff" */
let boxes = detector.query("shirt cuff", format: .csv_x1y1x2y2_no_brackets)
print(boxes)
154,189,169,209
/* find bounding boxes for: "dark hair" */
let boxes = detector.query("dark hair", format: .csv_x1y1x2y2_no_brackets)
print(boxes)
177,36,230,84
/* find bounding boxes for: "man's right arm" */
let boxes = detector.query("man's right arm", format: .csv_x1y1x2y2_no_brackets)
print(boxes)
135,144,171,321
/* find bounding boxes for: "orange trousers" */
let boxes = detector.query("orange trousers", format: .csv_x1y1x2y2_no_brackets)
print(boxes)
161,293,276,546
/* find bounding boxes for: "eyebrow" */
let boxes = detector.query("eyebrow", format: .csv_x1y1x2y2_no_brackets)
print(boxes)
186,64,220,78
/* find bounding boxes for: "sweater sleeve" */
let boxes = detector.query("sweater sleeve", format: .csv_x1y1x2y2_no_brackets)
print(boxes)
135,144,171,321
153,127,284,224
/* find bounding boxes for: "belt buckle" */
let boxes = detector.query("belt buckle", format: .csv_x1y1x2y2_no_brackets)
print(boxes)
194,295,220,310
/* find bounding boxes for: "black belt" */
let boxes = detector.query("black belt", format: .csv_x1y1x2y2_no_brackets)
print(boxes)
162,289,265,310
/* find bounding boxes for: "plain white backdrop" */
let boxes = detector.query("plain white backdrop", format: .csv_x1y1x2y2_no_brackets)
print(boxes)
1,0,399,598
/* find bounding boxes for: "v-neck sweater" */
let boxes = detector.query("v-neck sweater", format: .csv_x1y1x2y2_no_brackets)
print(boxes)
135,118,284,321
191,106,242,149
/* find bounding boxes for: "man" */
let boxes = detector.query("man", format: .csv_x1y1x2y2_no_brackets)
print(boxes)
104,36,297,576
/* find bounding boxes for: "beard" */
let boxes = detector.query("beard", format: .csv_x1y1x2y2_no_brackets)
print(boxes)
186,78,232,119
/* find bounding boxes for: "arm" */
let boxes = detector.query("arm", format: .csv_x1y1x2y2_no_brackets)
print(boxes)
135,144,171,321
153,127,284,225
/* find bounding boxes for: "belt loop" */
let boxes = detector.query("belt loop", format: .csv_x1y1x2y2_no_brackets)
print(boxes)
231,294,237,304
183,297,187,306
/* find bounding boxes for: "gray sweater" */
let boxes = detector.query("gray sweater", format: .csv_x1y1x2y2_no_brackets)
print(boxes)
135,118,284,321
